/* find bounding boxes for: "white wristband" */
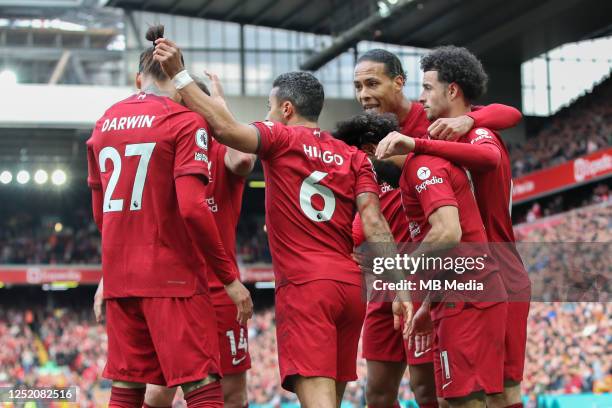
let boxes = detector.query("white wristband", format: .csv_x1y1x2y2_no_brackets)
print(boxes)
172,70,193,90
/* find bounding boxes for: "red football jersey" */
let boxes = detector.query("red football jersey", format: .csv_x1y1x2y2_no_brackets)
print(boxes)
399,153,507,319
205,141,247,305
352,184,410,246
399,102,516,141
87,93,212,299
461,127,530,293
400,102,429,139
252,121,379,288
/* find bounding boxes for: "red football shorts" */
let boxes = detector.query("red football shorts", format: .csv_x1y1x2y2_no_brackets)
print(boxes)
362,301,433,365
104,295,221,387
504,300,530,383
433,302,507,399
275,280,366,392
214,303,251,375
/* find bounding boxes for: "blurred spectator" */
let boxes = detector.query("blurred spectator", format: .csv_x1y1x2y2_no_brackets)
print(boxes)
510,75,612,177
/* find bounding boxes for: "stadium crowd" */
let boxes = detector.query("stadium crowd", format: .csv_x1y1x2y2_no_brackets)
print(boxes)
1,202,610,406
509,76,612,177
1,183,609,266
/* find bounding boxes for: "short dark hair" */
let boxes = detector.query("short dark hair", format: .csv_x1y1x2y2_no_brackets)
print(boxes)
420,45,488,102
272,72,324,122
138,24,184,82
333,112,399,147
357,49,406,82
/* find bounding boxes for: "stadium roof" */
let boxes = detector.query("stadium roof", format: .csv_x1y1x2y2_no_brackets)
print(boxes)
103,0,612,65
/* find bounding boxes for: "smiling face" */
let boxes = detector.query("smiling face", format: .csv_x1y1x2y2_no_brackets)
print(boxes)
353,60,404,115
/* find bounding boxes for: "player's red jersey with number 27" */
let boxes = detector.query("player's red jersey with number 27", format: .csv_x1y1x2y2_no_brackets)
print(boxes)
87,92,213,299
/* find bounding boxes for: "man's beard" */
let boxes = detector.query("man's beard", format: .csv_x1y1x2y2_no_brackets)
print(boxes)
372,159,402,188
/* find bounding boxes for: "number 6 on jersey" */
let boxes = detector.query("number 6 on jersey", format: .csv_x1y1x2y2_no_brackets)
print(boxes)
299,171,336,222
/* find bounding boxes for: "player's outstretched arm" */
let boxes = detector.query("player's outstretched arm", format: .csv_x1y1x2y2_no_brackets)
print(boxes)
356,192,413,329
412,137,501,172
468,103,522,132
375,131,416,159
175,174,253,324
153,38,259,154
428,103,522,141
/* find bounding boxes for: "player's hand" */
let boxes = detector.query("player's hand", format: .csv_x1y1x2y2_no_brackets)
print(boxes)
93,280,105,323
428,115,474,141
153,38,185,79
375,131,416,159
204,71,229,109
406,303,433,350
392,291,413,336
225,280,253,325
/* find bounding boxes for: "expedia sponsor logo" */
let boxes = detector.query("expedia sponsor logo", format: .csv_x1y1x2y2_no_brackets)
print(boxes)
417,166,431,180
471,128,493,144
415,176,444,193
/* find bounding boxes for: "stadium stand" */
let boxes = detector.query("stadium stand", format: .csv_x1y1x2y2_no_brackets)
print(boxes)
509,75,612,177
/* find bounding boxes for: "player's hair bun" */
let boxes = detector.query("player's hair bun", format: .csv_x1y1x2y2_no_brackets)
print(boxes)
145,24,165,45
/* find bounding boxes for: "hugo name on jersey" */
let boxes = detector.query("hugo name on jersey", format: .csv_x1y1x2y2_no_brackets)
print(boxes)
251,121,379,288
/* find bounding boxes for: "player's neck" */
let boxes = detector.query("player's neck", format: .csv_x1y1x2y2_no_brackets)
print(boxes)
447,101,471,118
140,81,174,98
286,117,319,129
395,97,412,124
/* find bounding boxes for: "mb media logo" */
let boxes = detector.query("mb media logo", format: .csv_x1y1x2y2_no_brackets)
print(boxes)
417,166,431,180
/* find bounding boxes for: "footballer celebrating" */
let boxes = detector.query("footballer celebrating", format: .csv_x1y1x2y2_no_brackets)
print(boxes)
87,25,252,408
143,76,256,408
153,37,412,408
352,48,522,408
376,46,530,408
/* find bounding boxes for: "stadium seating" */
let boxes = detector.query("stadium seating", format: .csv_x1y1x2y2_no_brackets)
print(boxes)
509,75,612,177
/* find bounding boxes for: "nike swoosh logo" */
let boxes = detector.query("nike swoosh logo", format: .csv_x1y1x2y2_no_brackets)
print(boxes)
414,348,432,358
442,381,453,390
232,356,247,365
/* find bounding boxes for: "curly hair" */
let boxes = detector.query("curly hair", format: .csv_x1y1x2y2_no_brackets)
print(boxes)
333,112,399,148
420,45,488,102
357,49,406,82
272,72,324,122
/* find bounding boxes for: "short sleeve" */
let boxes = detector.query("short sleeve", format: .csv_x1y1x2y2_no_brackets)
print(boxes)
173,112,211,182
354,153,380,197
86,141,101,190
408,157,458,221
251,120,291,161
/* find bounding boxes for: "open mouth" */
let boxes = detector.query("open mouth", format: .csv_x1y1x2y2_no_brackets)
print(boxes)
363,105,380,111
